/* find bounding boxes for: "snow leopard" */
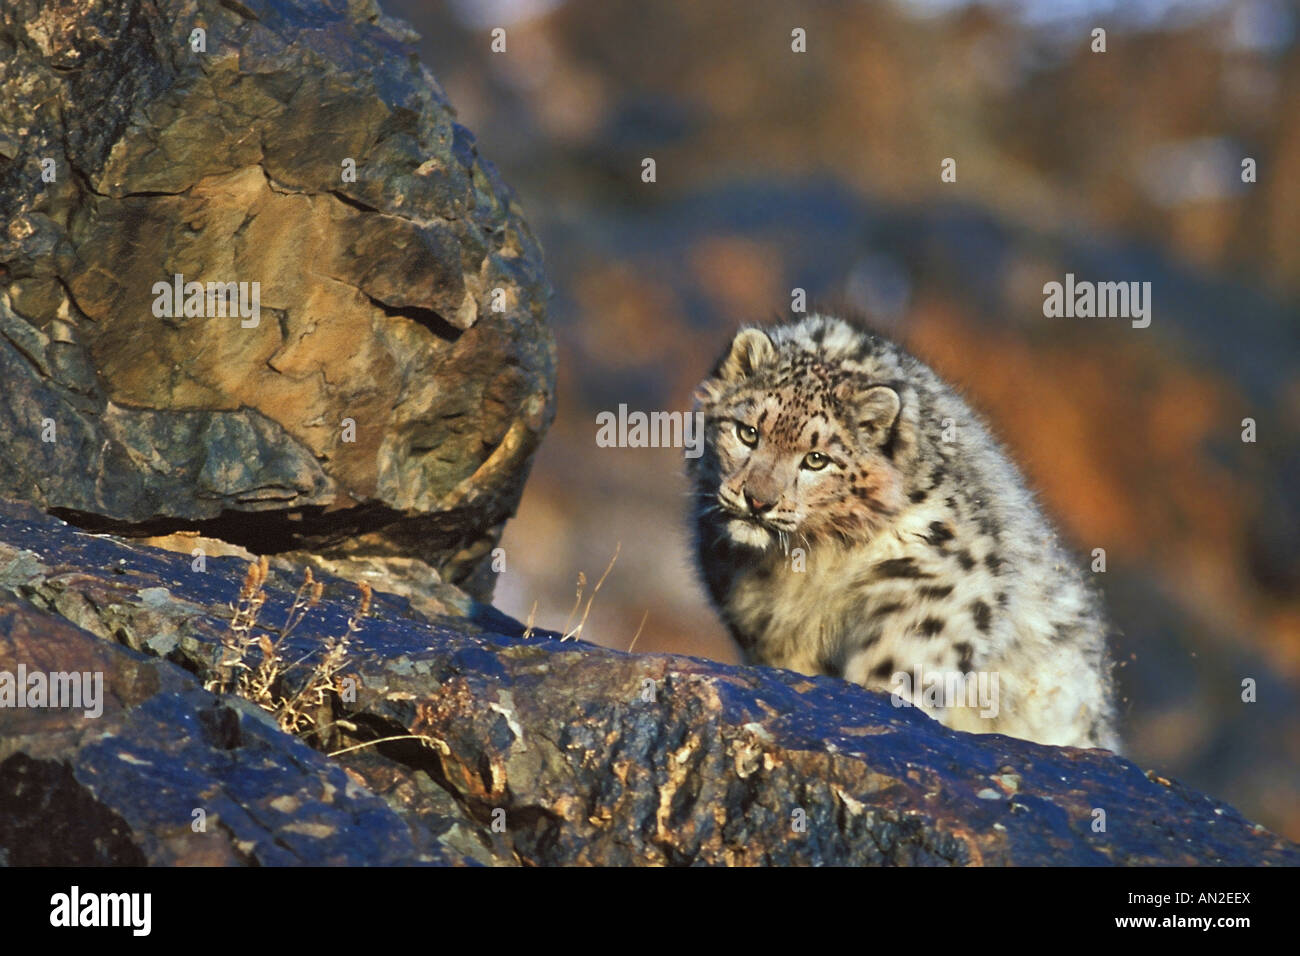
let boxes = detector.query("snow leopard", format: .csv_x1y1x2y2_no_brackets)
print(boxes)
688,314,1119,750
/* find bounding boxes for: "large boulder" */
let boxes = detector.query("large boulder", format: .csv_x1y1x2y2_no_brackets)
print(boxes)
0,0,555,604
2,499,1296,866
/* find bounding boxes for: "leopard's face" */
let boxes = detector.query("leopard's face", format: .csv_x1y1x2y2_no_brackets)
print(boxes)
695,380,904,551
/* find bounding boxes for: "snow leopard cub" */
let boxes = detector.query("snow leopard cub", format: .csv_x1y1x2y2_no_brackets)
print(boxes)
688,314,1119,750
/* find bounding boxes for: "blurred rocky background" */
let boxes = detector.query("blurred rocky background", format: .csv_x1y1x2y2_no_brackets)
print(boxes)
385,0,1300,839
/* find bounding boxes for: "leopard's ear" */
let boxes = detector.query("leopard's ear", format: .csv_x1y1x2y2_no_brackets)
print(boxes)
835,381,902,448
713,327,776,383
857,385,902,441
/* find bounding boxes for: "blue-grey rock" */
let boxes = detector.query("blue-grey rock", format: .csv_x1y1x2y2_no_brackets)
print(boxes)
1,498,1296,866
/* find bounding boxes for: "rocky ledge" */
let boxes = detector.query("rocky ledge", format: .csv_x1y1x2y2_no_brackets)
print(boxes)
1,498,1296,866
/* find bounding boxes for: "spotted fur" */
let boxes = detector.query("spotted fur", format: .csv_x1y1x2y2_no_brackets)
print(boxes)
688,314,1119,750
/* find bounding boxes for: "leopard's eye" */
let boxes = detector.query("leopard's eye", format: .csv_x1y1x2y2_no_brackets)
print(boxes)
802,451,830,471
735,423,759,447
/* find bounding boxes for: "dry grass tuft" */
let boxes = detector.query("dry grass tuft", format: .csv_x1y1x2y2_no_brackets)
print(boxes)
208,559,365,744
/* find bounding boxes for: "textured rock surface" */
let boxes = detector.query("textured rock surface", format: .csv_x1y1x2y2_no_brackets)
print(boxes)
0,601,465,865
0,0,555,602
2,499,1296,866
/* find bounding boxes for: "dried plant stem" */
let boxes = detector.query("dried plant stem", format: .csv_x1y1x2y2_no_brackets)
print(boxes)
560,572,586,639
329,734,449,757
562,542,620,642
627,609,649,653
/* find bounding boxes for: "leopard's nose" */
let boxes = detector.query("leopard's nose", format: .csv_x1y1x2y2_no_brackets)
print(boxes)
744,491,773,515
